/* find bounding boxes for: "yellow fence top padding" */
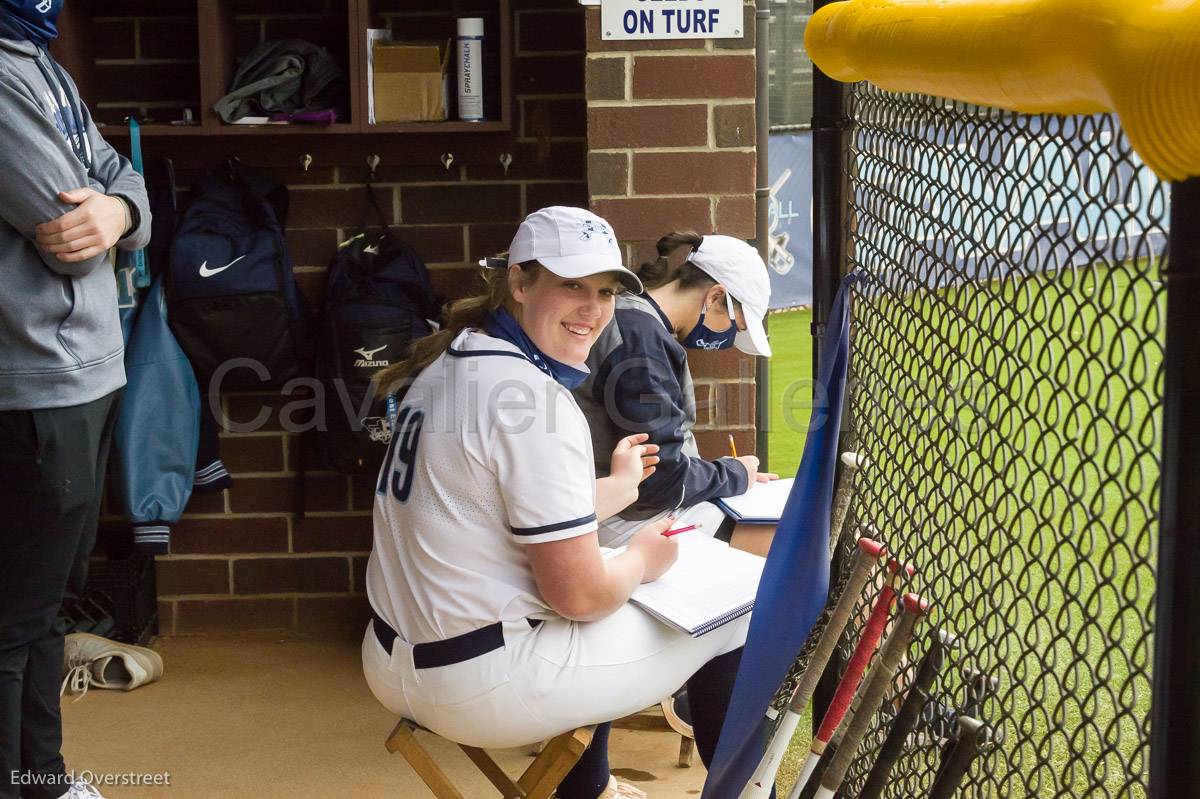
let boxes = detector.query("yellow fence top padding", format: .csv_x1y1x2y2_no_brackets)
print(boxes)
805,0,1200,181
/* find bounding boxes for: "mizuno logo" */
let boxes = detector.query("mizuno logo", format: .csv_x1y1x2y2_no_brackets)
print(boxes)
353,345,389,368
198,255,246,278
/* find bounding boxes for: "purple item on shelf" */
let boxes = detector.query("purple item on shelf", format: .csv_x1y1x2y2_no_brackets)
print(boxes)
269,108,339,125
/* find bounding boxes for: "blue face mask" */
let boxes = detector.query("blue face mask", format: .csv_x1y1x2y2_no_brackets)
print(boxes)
1,0,63,45
681,295,738,351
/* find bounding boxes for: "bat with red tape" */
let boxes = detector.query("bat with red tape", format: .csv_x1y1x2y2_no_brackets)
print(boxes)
784,560,915,799
806,593,932,799
738,537,888,799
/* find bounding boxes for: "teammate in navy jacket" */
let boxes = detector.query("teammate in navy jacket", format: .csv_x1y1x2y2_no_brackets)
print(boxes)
576,232,777,549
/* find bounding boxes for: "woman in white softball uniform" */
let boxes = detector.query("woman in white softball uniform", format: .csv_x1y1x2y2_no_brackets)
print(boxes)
362,207,754,799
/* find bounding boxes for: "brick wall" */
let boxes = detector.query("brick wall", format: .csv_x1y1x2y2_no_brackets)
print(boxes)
583,3,760,459
86,0,759,639
88,0,587,639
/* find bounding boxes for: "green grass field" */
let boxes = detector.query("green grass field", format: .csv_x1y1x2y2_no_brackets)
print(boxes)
762,261,1160,798
765,307,815,480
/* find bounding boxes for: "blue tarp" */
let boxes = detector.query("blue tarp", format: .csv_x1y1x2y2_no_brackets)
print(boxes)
702,271,858,799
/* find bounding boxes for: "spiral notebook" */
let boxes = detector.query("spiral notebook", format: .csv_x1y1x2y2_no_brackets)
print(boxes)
620,533,767,637
715,477,796,524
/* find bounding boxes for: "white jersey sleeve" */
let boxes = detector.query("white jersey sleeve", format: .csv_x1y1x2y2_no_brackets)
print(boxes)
490,376,598,544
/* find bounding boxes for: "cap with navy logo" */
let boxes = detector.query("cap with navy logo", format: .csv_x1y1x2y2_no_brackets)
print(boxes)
686,235,773,357
484,206,643,294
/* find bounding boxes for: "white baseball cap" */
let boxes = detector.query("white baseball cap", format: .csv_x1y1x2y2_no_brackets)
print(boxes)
686,235,773,357
495,206,643,294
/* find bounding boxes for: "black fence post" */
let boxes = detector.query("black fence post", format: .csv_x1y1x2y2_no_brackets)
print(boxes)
809,0,850,738
1151,177,1200,798
810,5,846,375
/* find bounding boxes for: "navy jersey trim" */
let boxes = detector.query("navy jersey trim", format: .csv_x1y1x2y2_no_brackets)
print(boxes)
510,513,597,537
447,346,531,362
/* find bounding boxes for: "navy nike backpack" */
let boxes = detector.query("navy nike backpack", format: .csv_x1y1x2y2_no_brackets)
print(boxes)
315,217,441,474
168,162,309,389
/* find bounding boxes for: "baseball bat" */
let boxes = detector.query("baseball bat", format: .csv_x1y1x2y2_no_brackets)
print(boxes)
928,716,988,799
739,537,888,799
806,593,931,799
939,667,1001,764
857,628,959,799
962,668,1000,726
829,452,867,555
773,521,886,713
785,561,915,799
792,541,908,799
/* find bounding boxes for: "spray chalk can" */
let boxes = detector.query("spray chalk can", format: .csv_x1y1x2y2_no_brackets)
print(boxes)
457,17,484,121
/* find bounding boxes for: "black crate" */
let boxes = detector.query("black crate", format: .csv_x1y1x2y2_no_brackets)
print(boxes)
83,553,159,646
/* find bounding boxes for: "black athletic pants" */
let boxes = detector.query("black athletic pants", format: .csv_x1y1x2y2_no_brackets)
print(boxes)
0,391,121,799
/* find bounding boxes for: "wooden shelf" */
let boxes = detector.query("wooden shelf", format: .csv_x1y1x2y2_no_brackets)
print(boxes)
362,121,510,134
56,0,513,139
100,121,509,137
101,123,350,137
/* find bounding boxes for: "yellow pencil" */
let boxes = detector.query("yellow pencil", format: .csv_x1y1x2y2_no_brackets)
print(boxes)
728,433,738,458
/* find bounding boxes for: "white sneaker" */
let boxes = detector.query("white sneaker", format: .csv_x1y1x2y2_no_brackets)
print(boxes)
59,778,107,798
61,633,163,696
660,687,693,739
598,775,647,798
61,643,96,701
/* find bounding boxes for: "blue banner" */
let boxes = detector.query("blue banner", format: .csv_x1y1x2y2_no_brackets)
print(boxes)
766,133,814,310
853,114,1167,294
702,271,858,799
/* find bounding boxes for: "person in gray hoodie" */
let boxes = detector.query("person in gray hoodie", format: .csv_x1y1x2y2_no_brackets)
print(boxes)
0,3,151,798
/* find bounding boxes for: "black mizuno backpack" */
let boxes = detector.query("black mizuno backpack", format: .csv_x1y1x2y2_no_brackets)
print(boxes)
315,198,441,474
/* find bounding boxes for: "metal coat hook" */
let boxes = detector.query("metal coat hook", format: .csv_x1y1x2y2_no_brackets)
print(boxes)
499,152,513,176
366,154,381,180
302,154,313,173
440,152,455,171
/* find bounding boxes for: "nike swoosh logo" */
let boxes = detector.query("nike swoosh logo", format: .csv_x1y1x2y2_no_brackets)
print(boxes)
199,255,246,278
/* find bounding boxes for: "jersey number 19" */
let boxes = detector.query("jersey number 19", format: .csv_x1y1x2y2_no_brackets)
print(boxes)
377,407,424,503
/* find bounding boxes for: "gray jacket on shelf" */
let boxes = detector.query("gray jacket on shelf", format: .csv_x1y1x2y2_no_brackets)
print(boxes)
0,35,151,411
213,38,346,123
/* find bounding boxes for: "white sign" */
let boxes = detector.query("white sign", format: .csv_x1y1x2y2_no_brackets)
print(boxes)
600,0,744,40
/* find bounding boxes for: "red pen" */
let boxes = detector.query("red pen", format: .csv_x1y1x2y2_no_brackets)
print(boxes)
663,524,699,538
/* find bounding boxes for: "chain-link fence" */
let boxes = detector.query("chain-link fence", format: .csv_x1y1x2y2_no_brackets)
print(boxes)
794,84,1167,799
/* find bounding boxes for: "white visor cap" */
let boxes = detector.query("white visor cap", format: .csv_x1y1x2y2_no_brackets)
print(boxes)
686,235,773,357
505,206,643,294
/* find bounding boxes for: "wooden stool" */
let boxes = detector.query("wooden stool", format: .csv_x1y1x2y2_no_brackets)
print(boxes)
385,719,597,799
613,704,695,768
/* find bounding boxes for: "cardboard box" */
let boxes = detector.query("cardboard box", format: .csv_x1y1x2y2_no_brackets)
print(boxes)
372,40,449,123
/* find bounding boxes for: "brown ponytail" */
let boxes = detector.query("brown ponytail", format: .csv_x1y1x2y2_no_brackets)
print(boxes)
635,230,715,291
374,262,542,395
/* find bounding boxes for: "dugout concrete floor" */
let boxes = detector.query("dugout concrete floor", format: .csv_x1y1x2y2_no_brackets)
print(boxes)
60,636,706,799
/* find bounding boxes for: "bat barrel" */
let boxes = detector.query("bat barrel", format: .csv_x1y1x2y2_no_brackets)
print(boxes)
929,716,987,799
739,710,802,799
857,628,958,799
